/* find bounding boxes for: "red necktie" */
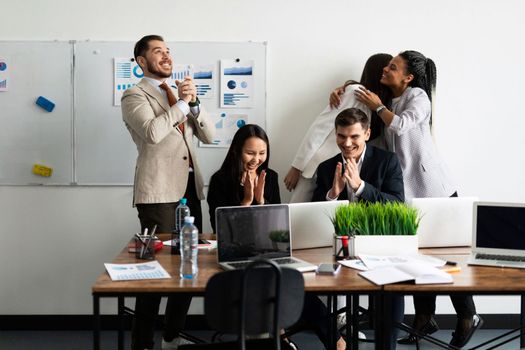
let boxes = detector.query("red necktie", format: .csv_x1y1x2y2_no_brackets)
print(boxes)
159,82,193,167
159,83,184,134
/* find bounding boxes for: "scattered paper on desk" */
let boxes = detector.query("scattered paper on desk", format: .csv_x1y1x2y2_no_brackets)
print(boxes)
411,254,446,267
359,254,411,269
359,263,453,285
338,259,369,271
104,261,170,281
359,254,446,270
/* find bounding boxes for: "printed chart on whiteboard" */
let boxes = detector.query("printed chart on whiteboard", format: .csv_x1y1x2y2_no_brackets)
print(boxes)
113,58,143,106
220,59,254,108
0,58,8,91
200,112,247,148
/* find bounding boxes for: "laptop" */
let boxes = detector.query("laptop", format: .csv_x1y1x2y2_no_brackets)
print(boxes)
288,200,349,249
409,197,478,247
468,202,525,268
215,204,317,272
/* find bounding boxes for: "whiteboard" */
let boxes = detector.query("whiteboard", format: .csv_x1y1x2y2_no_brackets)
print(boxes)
0,41,73,185
74,41,267,185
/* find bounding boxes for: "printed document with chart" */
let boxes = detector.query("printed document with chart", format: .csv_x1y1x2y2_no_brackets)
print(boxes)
104,261,171,281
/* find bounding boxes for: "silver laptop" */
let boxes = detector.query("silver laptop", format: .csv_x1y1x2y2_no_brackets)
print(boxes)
215,204,317,272
409,197,477,247
288,200,349,249
468,202,525,268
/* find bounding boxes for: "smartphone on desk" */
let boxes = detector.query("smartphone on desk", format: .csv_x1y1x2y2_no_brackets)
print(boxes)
316,263,341,275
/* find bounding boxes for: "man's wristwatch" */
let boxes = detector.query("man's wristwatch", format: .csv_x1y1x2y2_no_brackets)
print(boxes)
188,97,200,107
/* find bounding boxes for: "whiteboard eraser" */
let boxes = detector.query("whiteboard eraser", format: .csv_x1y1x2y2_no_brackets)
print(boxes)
32,164,53,177
36,96,55,112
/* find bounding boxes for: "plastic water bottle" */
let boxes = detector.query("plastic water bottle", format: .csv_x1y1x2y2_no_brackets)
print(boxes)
180,216,199,279
172,198,190,255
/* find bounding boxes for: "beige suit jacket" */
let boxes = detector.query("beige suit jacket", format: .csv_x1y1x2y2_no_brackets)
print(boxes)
122,79,215,205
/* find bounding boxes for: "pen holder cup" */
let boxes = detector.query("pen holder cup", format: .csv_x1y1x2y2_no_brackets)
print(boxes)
333,235,354,260
134,235,157,260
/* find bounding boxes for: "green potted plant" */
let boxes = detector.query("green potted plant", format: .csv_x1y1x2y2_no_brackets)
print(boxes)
330,202,421,258
268,230,290,251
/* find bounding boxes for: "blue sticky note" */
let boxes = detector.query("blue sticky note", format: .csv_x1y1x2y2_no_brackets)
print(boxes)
35,96,55,112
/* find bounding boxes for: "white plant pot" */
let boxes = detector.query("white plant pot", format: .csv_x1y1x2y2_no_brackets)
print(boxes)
334,234,418,258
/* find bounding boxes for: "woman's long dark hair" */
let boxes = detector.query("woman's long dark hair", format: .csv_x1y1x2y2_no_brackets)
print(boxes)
216,124,270,203
346,53,393,140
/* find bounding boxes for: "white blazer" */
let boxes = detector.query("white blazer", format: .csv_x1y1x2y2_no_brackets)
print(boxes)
291,84,371,178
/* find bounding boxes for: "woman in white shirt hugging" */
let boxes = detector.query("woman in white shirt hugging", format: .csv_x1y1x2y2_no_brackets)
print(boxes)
284,53,393,202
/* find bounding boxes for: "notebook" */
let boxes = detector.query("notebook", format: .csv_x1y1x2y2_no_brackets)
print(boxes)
358,263,453,285
409,197,478,247
468,202,525,268
215,204,317,272
288,200,349,249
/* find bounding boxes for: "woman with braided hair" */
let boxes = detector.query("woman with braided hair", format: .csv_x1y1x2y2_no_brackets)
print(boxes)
342,50,482,348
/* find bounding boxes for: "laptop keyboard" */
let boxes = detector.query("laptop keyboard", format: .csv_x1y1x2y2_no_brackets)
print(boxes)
228,257,298,269
476,253,525,262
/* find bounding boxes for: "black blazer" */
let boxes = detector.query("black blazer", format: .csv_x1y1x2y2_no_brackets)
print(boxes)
207,168,281,232
312,145,404,203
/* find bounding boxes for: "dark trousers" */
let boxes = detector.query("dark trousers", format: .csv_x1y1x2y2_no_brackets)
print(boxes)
412,192,476,320
298,294,403,350
298,294,337,349
413,295,476,319
131,172,201,350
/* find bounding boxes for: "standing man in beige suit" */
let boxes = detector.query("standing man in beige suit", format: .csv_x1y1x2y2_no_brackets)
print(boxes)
122,35,215,350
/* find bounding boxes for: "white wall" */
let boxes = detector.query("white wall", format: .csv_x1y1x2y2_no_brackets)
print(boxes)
1,0,524,315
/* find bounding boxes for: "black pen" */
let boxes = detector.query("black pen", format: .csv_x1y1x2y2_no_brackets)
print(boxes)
446,260,458,266
142,225,158,259
139,228,148,258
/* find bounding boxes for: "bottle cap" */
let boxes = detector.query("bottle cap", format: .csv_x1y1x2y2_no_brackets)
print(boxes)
184,216,195,224
180,198,187,205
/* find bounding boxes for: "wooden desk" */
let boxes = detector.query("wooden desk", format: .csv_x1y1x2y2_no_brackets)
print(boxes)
378,250,525,349
92,244,379,350
94,245,525,350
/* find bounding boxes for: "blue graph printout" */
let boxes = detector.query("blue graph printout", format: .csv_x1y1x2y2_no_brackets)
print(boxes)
0,57,8,91
199,112,247,148
193,63,215,99
220,59,254,108
113,57,143,106
104,261,171,281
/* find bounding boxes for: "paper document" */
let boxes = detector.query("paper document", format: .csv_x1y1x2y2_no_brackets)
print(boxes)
338,259,369,271
104,261,170,281
359,263,453,285
359,254,446,269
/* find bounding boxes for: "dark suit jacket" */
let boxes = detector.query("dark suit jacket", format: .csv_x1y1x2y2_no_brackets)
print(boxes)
207,168,281,232
312,145,404,203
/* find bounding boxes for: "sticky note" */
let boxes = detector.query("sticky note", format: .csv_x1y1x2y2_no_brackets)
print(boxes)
35,96,55,112
32,164,53,177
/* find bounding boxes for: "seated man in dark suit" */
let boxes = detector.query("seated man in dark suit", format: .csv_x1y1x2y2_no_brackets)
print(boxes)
312,107,404,203
306,107,404,350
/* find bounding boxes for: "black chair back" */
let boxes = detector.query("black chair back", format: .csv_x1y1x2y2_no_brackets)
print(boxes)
204,260,305,350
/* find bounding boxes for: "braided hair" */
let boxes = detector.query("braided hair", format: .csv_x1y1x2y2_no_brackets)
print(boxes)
398,50,436,102
399,50,437,126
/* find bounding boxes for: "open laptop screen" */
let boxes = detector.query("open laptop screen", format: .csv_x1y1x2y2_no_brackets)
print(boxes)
215,204,291,263
477,205,525,250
